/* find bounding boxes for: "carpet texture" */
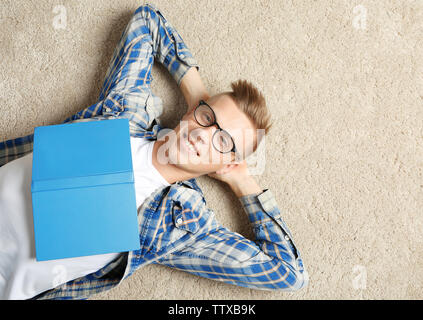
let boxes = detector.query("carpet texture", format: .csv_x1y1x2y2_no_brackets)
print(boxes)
0,0,422,299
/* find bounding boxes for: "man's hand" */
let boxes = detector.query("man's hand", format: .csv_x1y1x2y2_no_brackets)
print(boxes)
208,160,263,197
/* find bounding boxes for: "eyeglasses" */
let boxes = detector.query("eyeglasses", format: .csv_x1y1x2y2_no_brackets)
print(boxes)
193,100,238,156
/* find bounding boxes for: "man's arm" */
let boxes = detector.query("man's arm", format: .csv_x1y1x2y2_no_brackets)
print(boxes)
179,66,210,114
66,4,202,130
0,134,34,168
154,166,308,291
155,188,308,291
0,4,201,167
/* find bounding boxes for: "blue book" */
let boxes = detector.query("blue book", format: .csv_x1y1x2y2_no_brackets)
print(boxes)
31,118,140,261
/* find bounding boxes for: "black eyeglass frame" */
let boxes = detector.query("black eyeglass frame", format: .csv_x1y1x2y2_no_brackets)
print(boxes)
193,100,238,157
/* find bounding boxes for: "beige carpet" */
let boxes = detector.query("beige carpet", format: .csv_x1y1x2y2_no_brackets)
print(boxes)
1,0,422,300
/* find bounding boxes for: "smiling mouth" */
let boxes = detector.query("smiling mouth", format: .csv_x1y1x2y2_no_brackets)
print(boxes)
183,132,200,156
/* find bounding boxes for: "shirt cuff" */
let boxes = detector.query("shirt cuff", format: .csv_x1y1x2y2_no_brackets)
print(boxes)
164,25,200,86
172,53,200,87
239,189,281,225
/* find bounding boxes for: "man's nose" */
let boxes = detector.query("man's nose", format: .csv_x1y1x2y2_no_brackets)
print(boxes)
190,126,215,146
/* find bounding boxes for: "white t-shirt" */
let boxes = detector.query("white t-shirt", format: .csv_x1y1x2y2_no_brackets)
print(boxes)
0,137,169,300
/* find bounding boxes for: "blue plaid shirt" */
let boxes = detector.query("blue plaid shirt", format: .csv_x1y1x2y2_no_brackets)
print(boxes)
0,3,308,299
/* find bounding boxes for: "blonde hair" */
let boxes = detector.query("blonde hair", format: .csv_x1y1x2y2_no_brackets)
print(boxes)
226,79,272,152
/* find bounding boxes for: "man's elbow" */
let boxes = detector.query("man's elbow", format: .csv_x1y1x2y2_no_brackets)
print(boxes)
291,269,309,291
271,268,309,292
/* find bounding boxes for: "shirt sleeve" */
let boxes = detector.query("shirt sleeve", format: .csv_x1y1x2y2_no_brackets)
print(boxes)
0,134,34,168
0,117,106,168
57,3,200,132
154,189,309,291
0,4,200,167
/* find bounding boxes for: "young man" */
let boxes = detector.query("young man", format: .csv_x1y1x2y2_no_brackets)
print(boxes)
0,3,308,299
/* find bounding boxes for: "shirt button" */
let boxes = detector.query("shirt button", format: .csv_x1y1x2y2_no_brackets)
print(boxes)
176,217,183,225
284,235,290,241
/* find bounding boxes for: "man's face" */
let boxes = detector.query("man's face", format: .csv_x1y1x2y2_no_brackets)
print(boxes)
156,93,257,176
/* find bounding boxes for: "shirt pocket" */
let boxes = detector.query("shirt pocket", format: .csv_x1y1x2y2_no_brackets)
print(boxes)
151,200,201,253
172,200,201,233
101,92,126,117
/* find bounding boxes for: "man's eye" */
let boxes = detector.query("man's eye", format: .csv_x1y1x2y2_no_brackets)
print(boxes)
219,135,229,146
203,113,212,123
